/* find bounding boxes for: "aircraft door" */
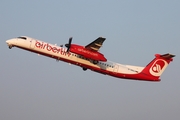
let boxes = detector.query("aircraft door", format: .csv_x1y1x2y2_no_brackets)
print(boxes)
30,39,35,49
113,64,119,73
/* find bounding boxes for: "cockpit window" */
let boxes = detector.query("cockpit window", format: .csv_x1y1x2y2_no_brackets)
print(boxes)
17,37,27,40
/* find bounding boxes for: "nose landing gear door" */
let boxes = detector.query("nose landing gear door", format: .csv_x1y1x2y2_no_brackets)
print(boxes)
30,39,35,49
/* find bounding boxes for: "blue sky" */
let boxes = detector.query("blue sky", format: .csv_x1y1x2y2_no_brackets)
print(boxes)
1,0,180,120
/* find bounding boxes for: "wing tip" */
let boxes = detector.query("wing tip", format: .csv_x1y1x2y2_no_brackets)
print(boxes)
99,37,106,40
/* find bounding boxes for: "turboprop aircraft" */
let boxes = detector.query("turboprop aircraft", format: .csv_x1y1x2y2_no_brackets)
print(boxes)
6,36,175,82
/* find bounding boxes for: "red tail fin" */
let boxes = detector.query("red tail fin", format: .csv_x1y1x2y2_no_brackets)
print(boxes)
141,53,175,80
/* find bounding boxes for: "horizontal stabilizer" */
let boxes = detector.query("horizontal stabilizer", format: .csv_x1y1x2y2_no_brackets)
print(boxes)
160,53,175,60
154,53,175,62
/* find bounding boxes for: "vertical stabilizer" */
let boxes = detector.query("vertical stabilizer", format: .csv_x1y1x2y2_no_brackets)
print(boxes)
141,53,175,80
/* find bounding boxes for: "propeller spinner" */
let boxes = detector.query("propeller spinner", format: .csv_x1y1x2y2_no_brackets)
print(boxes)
65,37,72,52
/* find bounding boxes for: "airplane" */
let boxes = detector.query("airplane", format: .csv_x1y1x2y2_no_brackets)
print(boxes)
6,36,175,82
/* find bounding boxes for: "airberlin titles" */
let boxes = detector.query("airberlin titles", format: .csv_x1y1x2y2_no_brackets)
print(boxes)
35,41,71,56
77,47,98,56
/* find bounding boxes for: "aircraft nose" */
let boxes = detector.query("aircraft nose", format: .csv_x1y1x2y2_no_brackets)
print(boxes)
6,39,14,45
6,40,11,44
6,39,15,49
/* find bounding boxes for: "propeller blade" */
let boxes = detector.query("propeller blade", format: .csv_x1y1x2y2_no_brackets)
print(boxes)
69,37,72,45
65,37,73,52
66,47,70,52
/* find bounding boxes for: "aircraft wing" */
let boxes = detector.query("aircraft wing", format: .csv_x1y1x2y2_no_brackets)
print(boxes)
85,37,106,52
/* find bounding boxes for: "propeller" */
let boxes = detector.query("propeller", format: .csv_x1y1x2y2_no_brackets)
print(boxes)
65,37,72,52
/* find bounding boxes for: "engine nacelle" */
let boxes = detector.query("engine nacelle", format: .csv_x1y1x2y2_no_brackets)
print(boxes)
70,44,107,62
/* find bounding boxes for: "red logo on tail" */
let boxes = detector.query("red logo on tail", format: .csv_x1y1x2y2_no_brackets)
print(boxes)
151,60,165,73
149,59,167,76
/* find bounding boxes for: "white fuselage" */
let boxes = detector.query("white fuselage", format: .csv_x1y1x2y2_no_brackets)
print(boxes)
6,36,148,80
